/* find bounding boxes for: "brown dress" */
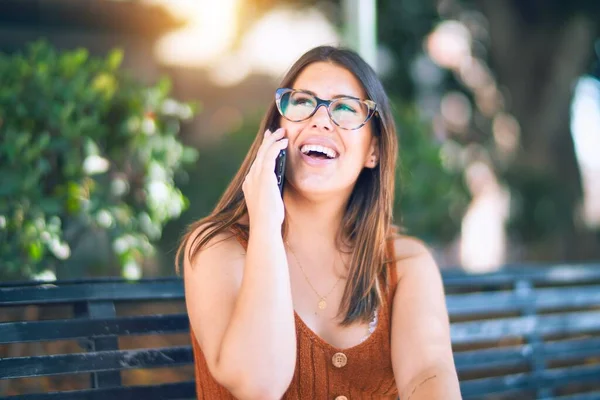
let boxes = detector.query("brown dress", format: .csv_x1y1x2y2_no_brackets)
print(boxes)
190,227,400,399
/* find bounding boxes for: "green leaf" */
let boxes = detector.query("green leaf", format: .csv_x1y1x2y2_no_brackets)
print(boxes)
28,241,44,262
107,49,124,70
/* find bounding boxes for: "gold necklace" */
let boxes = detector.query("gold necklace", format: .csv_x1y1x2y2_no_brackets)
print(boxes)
285,241,343,310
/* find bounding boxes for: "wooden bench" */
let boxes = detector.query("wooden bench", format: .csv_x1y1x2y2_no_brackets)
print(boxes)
446,264,600,399
1,264,600,399
0,277,195,399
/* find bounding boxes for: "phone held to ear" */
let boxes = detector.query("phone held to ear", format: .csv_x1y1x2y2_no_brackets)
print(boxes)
275,149,286,197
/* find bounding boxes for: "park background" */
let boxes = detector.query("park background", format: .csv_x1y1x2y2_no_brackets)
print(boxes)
0,0,599,396
2,0,600,282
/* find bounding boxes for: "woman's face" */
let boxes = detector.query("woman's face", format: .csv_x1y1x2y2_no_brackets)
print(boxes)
280,62,378,197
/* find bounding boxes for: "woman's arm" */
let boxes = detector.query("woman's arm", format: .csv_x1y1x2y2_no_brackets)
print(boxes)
390,237,462,400
184,128,295,400
184,226,296,400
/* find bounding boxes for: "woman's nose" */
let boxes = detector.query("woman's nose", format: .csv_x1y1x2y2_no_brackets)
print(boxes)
310,104,333,130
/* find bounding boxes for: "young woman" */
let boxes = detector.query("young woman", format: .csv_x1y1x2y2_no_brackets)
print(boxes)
177,46,462,400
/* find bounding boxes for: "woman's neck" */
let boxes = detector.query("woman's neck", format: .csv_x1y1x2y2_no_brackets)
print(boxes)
282,187,349,249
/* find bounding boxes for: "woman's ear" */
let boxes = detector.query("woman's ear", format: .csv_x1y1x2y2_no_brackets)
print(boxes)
364,136,380,169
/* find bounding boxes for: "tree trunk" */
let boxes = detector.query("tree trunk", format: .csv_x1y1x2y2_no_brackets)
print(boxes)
479,0,599,260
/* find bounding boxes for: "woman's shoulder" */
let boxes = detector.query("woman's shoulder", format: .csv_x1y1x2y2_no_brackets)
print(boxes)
387,227,437,280
387,225,430,259
393,236,431,260
184,221,248,268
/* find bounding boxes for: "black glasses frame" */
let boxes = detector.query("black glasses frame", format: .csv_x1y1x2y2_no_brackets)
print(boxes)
275,88,378,130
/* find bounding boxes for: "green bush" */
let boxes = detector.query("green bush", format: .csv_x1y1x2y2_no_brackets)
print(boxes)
0,41,198,281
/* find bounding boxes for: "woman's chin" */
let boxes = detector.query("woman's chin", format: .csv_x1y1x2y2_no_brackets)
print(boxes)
286,179,348,198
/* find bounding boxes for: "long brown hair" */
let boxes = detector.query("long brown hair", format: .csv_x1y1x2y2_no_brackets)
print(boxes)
176,46,398,325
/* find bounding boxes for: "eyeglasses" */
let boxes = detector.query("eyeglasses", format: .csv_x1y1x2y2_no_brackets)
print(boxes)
275,88,377,130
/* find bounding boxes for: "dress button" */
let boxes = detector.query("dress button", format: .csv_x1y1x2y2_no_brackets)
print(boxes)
335,396,348,400
332,352,347,368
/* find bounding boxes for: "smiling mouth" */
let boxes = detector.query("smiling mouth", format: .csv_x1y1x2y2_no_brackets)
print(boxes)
300,144,338,160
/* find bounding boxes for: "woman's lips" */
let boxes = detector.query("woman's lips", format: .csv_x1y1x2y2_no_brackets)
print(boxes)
299,151,337,166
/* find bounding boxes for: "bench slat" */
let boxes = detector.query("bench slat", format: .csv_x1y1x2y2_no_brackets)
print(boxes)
0,281,184,305
549,392,600,400
455,346,529,371
0,277,182,288
461,363,600,397
3,380,196,400
455,337,600,372
447,285,600,316
0,314,190,344
443,265,600,287
0,346,194,379
451,311,600,344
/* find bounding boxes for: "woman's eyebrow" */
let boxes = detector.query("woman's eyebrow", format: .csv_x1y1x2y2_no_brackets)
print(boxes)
297,89,362,101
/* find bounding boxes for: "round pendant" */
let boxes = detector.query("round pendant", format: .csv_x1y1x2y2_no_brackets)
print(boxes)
318,299,327,310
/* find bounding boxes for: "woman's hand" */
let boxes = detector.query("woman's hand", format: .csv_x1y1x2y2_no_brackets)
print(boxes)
242,128,288,230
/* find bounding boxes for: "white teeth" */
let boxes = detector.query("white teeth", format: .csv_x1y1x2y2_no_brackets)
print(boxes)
300,144,337,159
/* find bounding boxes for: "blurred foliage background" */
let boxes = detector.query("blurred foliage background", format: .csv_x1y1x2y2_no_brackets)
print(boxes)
1,0,599,281
0,41,198,280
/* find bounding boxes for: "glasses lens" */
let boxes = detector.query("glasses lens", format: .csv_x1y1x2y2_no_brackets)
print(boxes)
330,98,370,129
279,91,316,122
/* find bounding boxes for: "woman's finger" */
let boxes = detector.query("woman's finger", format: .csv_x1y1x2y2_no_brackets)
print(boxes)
255,128,285,169
259,128,284,156
262,138,289,172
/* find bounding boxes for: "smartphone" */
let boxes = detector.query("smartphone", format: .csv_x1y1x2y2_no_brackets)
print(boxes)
275,149,287,196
